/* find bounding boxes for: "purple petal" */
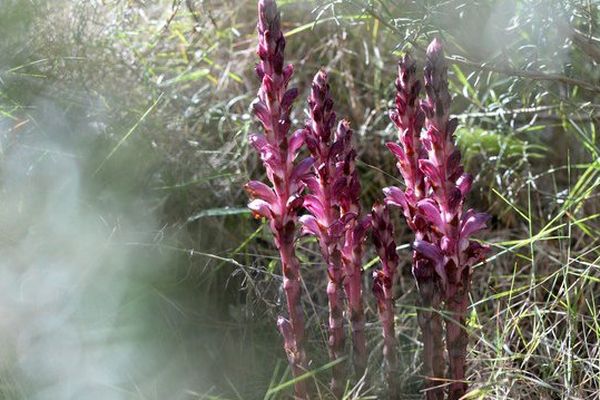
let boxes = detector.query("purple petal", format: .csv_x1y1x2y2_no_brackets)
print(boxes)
303,175,320,194
282,64,294,85
249,133,269,152
461,211,490,239
244,180,275,203
412,240,443,264
457,173,473,196
286,194,304,212
281,88,299,111
426,37,443,58
389,110,401,127
463,241,491,265
414,240,448,289
290,157,314,182
340,212,357,225
383,186,407,209
440,236,455,253
417,198,443,228
351,214,372,243
386,142,406,163
299,214,320,236
336,119,352,139
448,187,463,212
418,159,441,184
304,132,319,153
303,194,325,221
331,177,347,199
252,100,271,127
288,129,305,156
255,63,265,80
248,199,272,219
420,102,434,119
262,74,275,97
447,149,462,175
328,220,347,239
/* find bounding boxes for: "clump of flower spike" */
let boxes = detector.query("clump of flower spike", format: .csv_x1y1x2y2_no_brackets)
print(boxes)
244,1,312,398
300,69,353,396
383,53,445,399
371,203,399,398
416,38,491,400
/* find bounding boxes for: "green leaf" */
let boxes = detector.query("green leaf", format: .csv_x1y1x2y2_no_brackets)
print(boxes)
187,207,250,222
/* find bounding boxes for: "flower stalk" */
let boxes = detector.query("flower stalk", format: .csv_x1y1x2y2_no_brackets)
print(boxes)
383,40,490,399
383,53,445,400
300,70,351,397
245,1,313,398
371,203,399,398
335,117,370,378
301,69,370,393
416,38,490,400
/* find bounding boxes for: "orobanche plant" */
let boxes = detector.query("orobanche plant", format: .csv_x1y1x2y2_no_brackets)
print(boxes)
244,0,312,397
300,69,369,396
246,1,490,399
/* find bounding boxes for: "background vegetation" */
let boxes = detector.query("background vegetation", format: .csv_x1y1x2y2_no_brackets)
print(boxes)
0,0,599,398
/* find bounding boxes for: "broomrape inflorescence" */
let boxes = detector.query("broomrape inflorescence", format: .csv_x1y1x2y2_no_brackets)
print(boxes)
300,68,372,395
300,70,353,396
383,52,445,399
417,38,490,400
244,0,312,397
385,39,490,400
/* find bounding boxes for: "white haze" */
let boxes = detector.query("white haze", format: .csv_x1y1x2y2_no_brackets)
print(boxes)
0,101,201,399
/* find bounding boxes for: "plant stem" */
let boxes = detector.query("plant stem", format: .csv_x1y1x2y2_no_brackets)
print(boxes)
445,273,470,400
277,237,309,399
413,257,445,400
343,231,367,376
327,250,345,397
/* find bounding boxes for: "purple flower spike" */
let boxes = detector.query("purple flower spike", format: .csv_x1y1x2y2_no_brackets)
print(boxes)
389,53,427,201
371,203,399,397
301,69,347,396
418,38,491,400
245,1,310,397
300,69,369,391
335,118,370,377
384,52,446,399
382,41,491,399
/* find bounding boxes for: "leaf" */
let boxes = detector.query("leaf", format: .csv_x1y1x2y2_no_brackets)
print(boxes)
187,207,251,222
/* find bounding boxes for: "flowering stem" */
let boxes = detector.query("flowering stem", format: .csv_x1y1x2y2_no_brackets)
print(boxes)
342,222,368,376
445,273,470,400
336,122,370,378
246,1,313,398
383,53,445,399
300,70,349,397
413,260,445,400
417,38,491,400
